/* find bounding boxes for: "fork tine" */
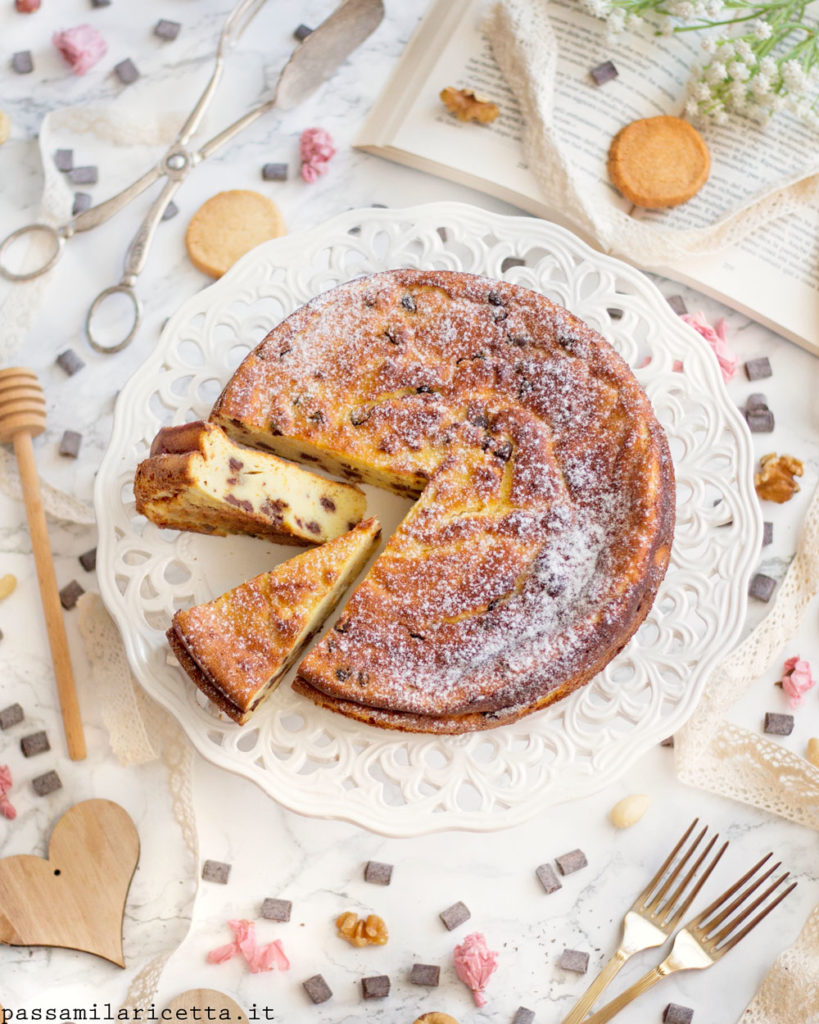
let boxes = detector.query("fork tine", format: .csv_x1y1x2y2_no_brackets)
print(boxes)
710,872,791,946
644,824,708,913
634,818,699,908
719,882,797,953
693,852,773,925
663,837,728,929
699,858,780,932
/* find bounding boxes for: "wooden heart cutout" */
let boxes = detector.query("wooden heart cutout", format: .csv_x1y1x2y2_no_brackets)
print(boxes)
0,799,139,966
167,991,246,1022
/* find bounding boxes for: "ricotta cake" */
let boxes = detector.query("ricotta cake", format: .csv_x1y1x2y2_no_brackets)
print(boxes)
167,517,381,723
211,269,675,733
135,420,366,544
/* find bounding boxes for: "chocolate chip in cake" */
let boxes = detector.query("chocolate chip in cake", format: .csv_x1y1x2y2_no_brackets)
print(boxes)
69,166,98,185
749,572,776,602
261,897,292,922
764,711,794,736
114,58,140,85
512,1009,536,1024
401,293,417,312
79,547,97,572
762,521,773,547
607,307,624,320
660,735,675,747
555,849,588,875
361,975,390,999
303,974,332,1004
409,963,439,987
437,226,448,242
744,356,772,381
746,409,774,433
72,192,92,216
663,1004,694,1024
12,51,34,74
201,859,231,884
559,948,589,973
501,256,526,272
294,23,313,41
59,430,82,458
0,703,24,730
262,162,289,181
154,18,181,40
56,348,85,376
59,579,85,610
21,730,50,757
32,770,62,796
666,294,687,316
439,900,471,931
364,860,393,885
536,862,562,894
161,201,179,221
590,60,618,85
55,149,74,172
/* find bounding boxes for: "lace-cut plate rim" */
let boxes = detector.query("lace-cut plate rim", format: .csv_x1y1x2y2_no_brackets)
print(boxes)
95,202,761,836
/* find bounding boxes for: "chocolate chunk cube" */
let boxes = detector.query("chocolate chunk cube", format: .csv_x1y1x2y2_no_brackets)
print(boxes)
262,162,289,181
302,974,332,1004
12,51,34,74
663,1004,694,1024
59,430,82,458
512,1009,536,1024
746,409,774,433
72,192,92,216
762,521,773,547
746,393,768,411
660,735,675,747
439,900,471,931
79,547,97,572
436,226,448,242
559,948,589,974
21,730,50,757
161,201,179,221
56,348,86,376
201,858,231,884
749,572,776,602
294,24,313,41
364,860,393,885
361,975,390,999
590,60,618,86
59,579,85,610
744,357,772,381
501,256,526,272
409,963,439,987
667,295,687,315
0,703,24,730
91,0,112,6
114,58,140,85
764,712,794,736
607,307,624,320
536,862,562,894
260,897,291,922
55,149,74,172
32,770,62,796
555,849,588,875
154,19,181,41
69,166,98,185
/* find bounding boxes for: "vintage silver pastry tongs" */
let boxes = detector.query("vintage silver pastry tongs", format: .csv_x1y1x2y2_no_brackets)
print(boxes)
0,0,384,354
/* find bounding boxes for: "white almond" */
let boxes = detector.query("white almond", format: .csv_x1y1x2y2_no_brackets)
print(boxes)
806,738,819,768
0,574,17,601
610,793,651,829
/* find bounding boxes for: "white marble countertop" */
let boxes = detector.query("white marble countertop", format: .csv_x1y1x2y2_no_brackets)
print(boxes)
1,1,818,1021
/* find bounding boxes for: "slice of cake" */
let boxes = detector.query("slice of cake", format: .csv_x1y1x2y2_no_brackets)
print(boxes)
167,517,381,724
135,420,366,545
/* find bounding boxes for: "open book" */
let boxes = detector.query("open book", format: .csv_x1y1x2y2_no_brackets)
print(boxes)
356,0,819,357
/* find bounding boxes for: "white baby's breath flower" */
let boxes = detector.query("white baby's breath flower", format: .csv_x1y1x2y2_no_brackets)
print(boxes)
685,97,700,118
750,74,772,98
759,56,777,78
719,41,736,60
705,0,724,17
727,60,751,81
607,8,626,32
701,37,716,53
753,19,772,40
706,61,728,84
782,59,808,94
729,79,748,105
694,81,711,100
714,108,729,125
735,40,755,65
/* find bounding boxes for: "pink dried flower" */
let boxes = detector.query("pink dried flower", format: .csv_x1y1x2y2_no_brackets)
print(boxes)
454,931,499,1007
300,127,336,183
53,25,108,76
0,764,16,820
781,656,815,707
680,312,738,382
16,0,41,12
206,919,289,974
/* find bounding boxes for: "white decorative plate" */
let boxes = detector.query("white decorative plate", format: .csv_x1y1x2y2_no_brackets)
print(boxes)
96,202,760,836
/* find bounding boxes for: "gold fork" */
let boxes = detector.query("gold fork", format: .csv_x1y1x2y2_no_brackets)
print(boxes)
560,818,726,1024
582,853,797,1024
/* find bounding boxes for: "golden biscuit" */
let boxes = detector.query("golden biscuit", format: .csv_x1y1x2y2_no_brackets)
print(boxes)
608,115,710,209
412,1015,459,1024
185,189,286,278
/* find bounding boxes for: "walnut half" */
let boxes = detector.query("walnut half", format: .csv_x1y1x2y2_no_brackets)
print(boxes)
440,87,499,124
754,452,803,504
336,911,389,947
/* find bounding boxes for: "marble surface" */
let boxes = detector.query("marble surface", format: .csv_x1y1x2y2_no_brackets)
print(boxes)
1,0,818,1020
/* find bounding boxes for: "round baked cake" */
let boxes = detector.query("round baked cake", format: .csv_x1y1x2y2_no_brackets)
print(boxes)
212,269,675,733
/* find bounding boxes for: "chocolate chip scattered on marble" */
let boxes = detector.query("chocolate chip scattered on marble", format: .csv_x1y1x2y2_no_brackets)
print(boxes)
590,60,618,85
55,149,74,172
555,849,587,875
154,19,181,41
364,860,393,885
114,58,140,85
21,731,50,757
749,572,776,602
764,712,794,736
744,356,772,381
559,948,589,974
79,547,97,572
512,1009,535,1024
409,963,440,987
12,51,34,74
294,23,313,41
72,192,92,216
0,703,24,730
666,295,687,315
439,900,471,931
302,974,332,1004
262,162,289,181
535,862,562,894
201,859,231,884
762,521,773,547
32,770,62,796
361,975,390,999
69,166,98,185
260,897,292,922
59,430,82,458
59,579,85,610
161,201,179,221
663,1004,694,1024
56,349,85,376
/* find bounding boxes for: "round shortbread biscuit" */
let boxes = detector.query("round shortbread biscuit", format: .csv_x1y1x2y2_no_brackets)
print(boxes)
412,1015,459,1024
608,115,710,209
185,190,286,278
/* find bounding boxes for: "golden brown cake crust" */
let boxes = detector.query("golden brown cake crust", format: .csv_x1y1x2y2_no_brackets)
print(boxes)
212,269,675,732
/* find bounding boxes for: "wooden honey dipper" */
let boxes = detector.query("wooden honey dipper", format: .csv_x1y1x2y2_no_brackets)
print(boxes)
0,367,86,760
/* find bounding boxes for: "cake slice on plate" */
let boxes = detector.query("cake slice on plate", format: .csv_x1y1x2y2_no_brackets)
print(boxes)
135,420,366,545
167,517,381,724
